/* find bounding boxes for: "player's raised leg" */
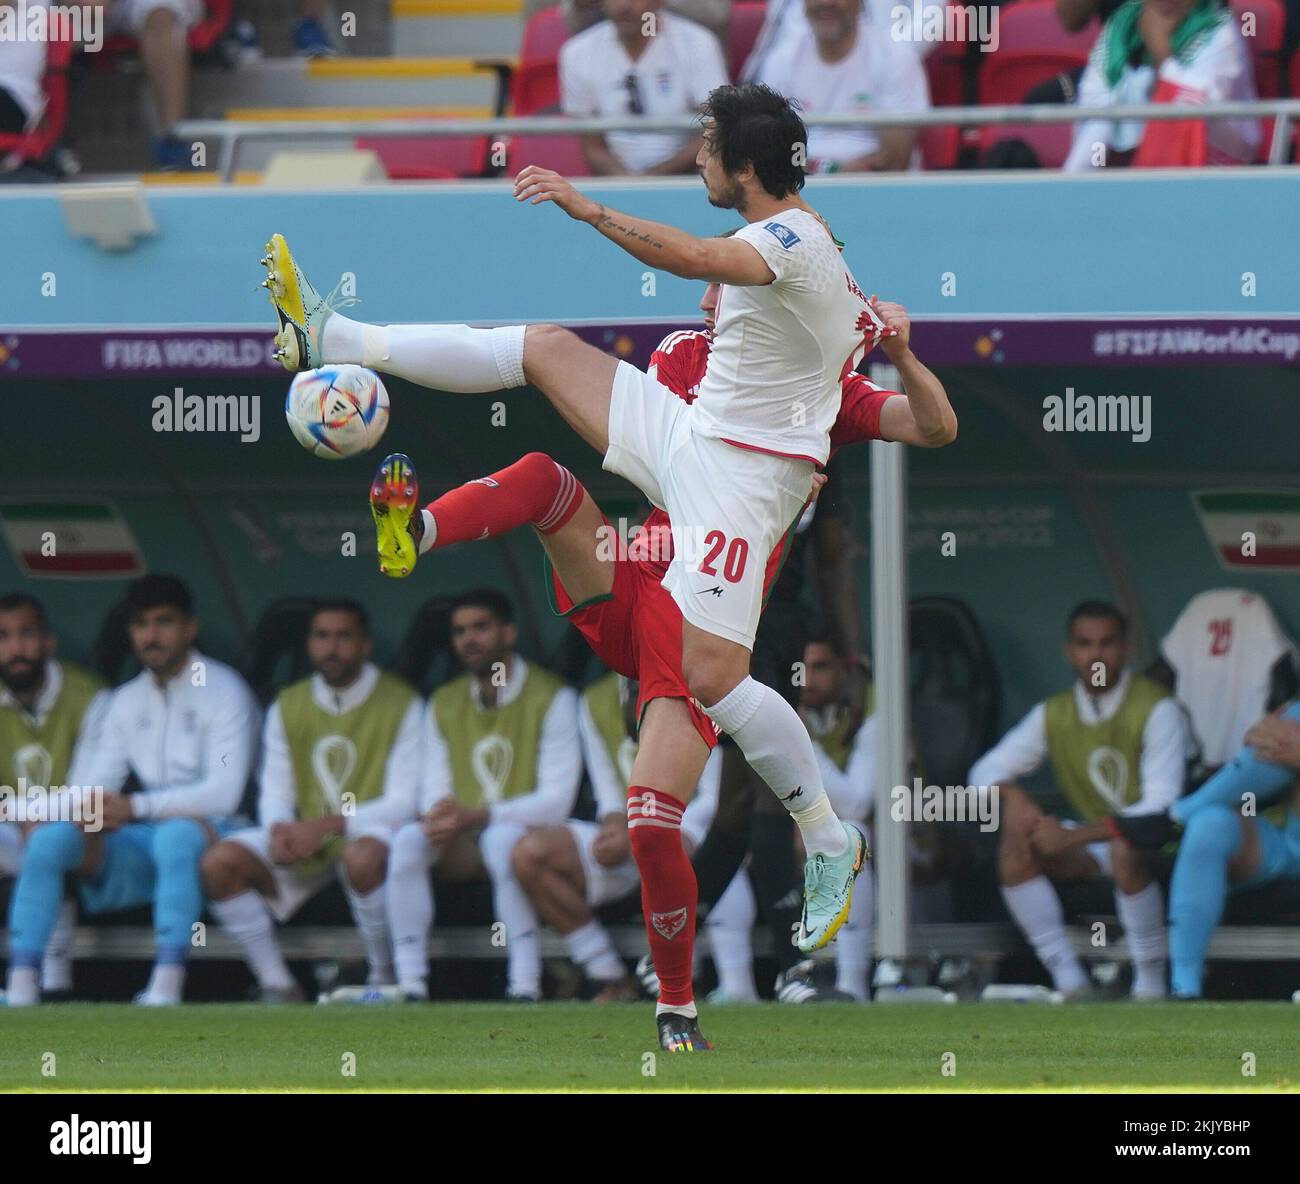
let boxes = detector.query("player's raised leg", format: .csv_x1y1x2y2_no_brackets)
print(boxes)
260,237,617,455
370,449,611,609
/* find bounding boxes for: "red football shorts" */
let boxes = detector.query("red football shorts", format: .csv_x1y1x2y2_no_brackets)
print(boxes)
549,554,719,752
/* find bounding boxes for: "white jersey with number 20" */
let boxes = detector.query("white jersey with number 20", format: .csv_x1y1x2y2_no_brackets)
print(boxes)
689,207,874,466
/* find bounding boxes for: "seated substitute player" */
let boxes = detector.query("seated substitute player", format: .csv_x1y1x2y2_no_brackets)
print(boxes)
201,600,422,1001
361,290,953,1047
5,575,259,1006
0,593,109,1003
510,670,720,1001
970,601,1193,1000
1100,701,1300,999
387,590,581,1002
262,84,901,990
706,628,877,1002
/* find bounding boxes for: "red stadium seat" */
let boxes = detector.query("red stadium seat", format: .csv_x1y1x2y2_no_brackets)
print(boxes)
978,1,1100,106
0,17,75,169
512,5,571,115
727,2,766,81
920,124,961,169
505,132,591,176
98,0,233,63
978,119,1076,167
355,135,490,180
925,37,970,108
1229,0,1284,97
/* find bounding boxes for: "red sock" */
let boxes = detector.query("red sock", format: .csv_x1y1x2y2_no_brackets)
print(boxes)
424,451,582,549
627,787,697,1009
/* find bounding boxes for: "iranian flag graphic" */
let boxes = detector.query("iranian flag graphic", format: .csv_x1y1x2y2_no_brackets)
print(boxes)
0,501,146,579
1193,491,1300,571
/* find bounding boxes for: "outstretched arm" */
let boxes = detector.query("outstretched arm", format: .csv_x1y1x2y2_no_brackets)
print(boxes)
874,301,958,448
512,166,775,285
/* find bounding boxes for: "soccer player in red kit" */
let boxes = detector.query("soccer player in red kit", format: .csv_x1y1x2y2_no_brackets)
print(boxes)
369,290,955,1051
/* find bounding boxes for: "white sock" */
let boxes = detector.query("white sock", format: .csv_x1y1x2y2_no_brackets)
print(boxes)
1001,877,1087,993
564,920,624,984
322,319,527,391
418,509,438,554
387,822,436,994
143,962,185,1005
835,861,874,1000
656,999,698,1019
6,965,39,1006
704,677,846,856
706,870,758,1001
480,823,540,998
345,884,394,985
210,890,296,991
1116,883,1167,998
41,899,77,992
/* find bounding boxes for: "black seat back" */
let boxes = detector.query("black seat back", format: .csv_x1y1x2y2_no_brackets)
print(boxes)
909,596,1002,788
392,597,460,696
238,597,318,705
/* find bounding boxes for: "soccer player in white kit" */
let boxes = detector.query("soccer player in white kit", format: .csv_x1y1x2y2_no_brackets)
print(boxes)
261,83,879,1050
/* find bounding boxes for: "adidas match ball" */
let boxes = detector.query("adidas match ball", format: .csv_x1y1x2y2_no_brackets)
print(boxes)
285,365,389,459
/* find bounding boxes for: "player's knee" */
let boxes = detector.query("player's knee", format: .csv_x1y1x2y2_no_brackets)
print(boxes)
510,832,549,883
342,839,387,894
682,658,738,709
1180,805,1240,860
390,821,428,872
151,818,207,870
522,323,572,380
201,841,250,898
23,821,84,871
479,822,523,875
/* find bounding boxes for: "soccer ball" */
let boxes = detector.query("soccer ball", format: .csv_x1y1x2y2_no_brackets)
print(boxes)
285,365,389,459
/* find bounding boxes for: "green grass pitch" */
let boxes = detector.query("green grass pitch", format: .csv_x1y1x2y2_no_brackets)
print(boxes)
1,1002,1296,1092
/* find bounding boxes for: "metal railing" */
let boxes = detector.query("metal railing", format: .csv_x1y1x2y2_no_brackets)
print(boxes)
174,101,1300,180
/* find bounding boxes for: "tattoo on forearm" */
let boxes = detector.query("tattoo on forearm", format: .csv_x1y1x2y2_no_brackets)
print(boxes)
591,203,664,250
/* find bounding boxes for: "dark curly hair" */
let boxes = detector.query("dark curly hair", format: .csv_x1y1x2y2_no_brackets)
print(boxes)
700,83,807,200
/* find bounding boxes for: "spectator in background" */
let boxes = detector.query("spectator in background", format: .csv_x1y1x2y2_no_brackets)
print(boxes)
560,0,729,175
526,0,729,42
1057,0,1124,33
4,575,260,1006
106,0,203,169
294,0,337,56
742,0,941,79
385,590,581,1002
201,601,422,1002
510,672,719,1002
0,593,109,1001
969,601,1193,1000
1063,0,1260,169
754,0,930,172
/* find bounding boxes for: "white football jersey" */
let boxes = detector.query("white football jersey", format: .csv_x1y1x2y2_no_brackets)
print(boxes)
1160,589,1297,767
690,208,874,465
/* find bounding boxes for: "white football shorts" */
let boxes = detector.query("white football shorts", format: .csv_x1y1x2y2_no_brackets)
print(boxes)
603,360,815,650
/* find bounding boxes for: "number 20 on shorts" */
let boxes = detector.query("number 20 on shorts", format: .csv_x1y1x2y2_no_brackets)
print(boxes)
699,530,749,583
